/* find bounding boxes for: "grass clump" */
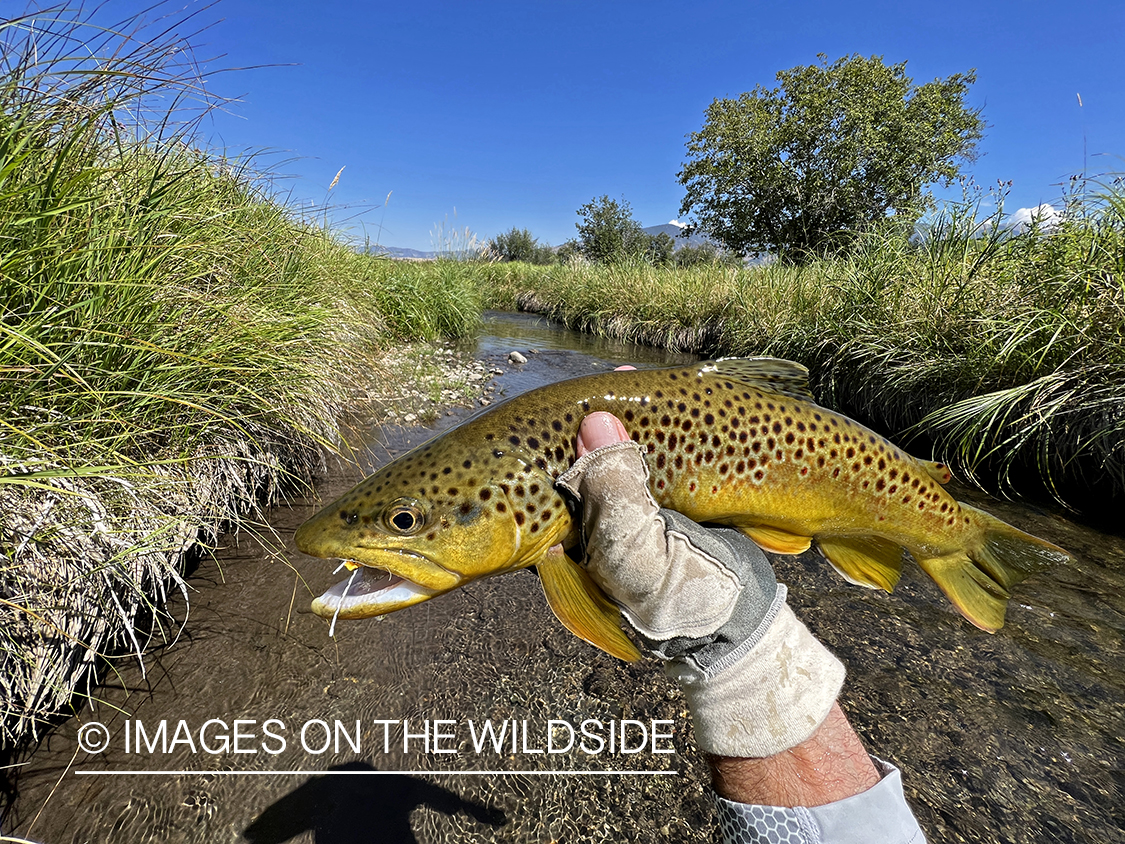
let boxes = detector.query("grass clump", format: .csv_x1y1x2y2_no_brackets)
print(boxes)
482,186,1125,511
0,6,480,747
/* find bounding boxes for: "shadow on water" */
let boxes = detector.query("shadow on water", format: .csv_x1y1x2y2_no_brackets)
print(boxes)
242,764,505,844
4,311,1125,843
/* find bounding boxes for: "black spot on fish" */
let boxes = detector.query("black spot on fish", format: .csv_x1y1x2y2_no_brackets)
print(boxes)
528,437,539,449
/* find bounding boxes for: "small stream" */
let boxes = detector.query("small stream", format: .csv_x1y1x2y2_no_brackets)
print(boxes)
7,312,1125,843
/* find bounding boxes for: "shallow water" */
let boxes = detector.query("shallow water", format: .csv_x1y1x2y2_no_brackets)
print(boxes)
6,312,1125,843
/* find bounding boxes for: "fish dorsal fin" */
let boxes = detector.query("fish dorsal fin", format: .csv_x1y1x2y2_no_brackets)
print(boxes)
816,536,905,593
921,460,953,485
536,548,641,662
706,357,817,403
739,525,813,555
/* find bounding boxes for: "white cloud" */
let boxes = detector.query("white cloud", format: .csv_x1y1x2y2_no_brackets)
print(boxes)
667,219,686,228
1007,203,1061,233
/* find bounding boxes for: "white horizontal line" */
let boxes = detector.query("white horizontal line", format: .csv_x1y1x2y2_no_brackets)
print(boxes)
75,769,678,777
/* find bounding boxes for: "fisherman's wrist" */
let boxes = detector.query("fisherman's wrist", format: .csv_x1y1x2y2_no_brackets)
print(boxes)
666,601,846,758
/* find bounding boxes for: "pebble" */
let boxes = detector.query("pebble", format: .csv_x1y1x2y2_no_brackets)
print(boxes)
508,351,528,365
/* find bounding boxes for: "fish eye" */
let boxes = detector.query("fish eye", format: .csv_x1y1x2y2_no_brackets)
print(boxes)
384,498,425,535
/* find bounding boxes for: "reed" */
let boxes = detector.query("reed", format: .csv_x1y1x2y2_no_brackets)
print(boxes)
0,6,480,746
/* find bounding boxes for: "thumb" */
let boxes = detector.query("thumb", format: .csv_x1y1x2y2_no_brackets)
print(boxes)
576,412,630,457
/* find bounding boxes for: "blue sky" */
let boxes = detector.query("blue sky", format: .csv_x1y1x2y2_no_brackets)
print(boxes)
146,1,1123,250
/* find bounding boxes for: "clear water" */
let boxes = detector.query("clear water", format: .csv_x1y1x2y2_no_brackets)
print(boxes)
6,312,1124,843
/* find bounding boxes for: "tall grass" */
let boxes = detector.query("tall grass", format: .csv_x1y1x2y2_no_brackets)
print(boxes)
0,6,480,746
481,187,1125,510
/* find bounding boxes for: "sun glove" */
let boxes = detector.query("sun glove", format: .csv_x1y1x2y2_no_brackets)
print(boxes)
556,440,846,758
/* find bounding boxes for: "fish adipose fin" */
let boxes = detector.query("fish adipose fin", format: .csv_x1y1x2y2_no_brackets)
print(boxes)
917,503,1073,632
921,460,953,485
816,536,904,592
710,358,818,403
739,525,813,554
536,548,641,662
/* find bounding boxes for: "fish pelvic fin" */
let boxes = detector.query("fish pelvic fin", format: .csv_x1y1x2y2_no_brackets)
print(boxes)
816,536,904,592
536,547,642,662
921,460,953,485
917,504,1073,632
739,525,813,555
710,358,818,403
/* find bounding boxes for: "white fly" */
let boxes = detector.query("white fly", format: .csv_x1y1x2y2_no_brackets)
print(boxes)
328,568,358,638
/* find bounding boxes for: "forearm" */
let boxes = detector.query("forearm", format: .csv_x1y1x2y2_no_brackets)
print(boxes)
707,702,881,807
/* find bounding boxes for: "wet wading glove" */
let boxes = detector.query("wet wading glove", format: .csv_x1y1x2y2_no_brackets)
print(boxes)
556,440,846,759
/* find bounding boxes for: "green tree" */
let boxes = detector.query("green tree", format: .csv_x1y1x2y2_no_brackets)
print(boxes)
575,195,649,263
556,239,582,264
673,241,741,268
489,227,555,264
677,54,985,262
645,231,676,265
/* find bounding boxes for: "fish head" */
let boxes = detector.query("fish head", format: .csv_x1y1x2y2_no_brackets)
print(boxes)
296,438,568,620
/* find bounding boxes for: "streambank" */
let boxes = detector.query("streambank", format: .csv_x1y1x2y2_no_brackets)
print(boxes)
0,342,491,755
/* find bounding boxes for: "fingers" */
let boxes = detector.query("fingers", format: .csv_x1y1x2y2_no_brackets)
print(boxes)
576,412,630,457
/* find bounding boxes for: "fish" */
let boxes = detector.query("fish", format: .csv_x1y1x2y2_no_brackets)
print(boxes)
295,357,1073,660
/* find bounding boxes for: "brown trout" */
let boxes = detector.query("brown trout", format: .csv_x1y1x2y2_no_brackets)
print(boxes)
295,358,1072,660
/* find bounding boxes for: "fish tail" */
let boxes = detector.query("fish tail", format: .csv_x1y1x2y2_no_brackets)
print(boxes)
915,504,1072,632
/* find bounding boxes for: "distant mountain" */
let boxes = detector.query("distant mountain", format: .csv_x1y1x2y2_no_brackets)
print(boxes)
642,222,716,250
366,244,435,260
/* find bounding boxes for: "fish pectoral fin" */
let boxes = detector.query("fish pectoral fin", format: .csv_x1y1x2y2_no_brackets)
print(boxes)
921,460,953,485
536,548,641,662
738,525,813,555
816,536,905,593
711,358,818,403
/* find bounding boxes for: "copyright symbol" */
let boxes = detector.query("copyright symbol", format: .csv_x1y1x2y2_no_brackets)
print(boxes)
78,722,110,754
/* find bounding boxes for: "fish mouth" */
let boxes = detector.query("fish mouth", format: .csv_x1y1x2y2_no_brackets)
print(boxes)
312,560,443,620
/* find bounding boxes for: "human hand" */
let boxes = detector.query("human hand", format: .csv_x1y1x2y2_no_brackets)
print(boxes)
557,411,846,759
